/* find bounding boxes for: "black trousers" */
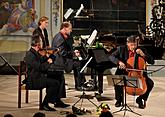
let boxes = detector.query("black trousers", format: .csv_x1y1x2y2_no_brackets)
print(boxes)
73,60,86,88
115,76,154,102
42,77,60,105
73,67,86,88
47,71,66,98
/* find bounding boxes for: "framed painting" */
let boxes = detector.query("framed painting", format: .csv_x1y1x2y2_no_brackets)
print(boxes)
0,0,37,36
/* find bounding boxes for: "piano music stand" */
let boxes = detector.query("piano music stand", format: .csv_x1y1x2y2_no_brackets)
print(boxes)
112,75,141,116
0,55,18,74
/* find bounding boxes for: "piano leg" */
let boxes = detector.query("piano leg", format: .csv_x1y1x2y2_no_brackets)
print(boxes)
98,72,103,94
91,68,104,94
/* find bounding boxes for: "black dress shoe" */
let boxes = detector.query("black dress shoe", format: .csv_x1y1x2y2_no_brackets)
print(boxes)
115,101,121,107
136,98,145,109
41,104,56,111
54,100,70,108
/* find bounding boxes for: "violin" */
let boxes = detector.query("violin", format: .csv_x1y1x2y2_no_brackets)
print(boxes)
125,54,147,96
38,48,59,57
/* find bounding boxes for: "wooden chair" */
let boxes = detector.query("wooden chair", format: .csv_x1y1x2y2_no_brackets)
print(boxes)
18,61,43,110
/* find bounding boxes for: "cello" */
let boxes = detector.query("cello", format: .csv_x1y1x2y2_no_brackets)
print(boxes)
126,53,147,96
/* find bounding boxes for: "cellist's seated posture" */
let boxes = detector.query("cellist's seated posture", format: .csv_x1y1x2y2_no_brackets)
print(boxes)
109,35,154,109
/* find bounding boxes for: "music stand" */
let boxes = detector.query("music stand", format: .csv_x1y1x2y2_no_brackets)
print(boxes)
73,56,98,112
112,75,141,116
80,57,93,73
0,55,18,74
72,81,98,108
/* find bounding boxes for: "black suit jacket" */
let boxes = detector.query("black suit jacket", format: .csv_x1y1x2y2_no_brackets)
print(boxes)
24,48,50,89
109,45,155,75
33,27,49,48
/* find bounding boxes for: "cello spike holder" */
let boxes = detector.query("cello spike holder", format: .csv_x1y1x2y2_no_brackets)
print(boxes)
112,76,142,117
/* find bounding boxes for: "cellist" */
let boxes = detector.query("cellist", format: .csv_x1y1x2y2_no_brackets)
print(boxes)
109,35,154,109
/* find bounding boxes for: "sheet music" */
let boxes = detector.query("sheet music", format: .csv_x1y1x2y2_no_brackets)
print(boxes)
64,8,74,19
87,29,98,46
75,4,84,17
80,57,93,73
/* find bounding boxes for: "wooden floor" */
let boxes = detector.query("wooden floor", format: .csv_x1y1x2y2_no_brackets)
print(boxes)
0,73,165,117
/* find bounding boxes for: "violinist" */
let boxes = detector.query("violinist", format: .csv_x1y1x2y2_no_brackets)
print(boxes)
109,35,154,109
24,35,69,111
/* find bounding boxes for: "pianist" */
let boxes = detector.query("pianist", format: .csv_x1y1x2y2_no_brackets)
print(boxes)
52,21,86,91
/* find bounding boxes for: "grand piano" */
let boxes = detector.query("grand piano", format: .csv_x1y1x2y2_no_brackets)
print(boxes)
86,48,116,94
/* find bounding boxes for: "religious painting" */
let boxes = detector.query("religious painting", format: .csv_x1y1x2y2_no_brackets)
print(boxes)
0,0,37,35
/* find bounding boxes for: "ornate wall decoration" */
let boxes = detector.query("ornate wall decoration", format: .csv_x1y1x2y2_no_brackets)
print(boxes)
50,0,62,37
52,0,60,27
